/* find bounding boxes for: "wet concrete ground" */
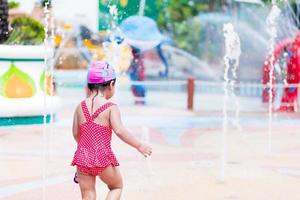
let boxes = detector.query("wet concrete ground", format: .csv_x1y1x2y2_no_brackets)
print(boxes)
1,87,300,199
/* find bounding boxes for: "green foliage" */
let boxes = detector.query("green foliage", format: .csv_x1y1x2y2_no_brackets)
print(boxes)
155,0,206,56
99,0,140,30
8,1,19,9
172,19,201,55
156,0,207,30
261,0,298,7
5,17,45,45
0,0,9,43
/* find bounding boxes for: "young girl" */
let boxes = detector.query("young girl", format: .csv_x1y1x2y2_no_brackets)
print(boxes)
71,61,152,200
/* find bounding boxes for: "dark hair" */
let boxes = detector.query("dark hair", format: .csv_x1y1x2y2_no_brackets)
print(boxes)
87,78,116,92
87,79,116,113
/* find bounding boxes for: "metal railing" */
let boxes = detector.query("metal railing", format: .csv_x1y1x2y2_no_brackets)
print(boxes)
55,71,300,110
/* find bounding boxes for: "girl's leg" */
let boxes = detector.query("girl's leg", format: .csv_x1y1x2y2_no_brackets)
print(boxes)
78,171,96,200
99,165,123,200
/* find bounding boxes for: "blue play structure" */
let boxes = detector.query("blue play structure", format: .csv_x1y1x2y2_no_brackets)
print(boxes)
120,16,169,104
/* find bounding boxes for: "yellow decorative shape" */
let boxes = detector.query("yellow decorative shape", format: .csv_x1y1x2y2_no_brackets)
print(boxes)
40,71,55,96
63,24,72,31
54,34,63,47
83,38,133,72
5,74,33,98
83,39,95,49
83,39,105,60
102,42,133,72
45,75,55,96
120,0,128,7
0,63,36,98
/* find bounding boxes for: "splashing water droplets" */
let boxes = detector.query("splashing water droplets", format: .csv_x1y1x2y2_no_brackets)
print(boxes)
266,5,281,37
266,3,281,153
139,0,146,16
221,22,241,181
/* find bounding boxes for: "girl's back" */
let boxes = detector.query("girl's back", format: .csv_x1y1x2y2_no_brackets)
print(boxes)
72,99,119,175
77,98,111,127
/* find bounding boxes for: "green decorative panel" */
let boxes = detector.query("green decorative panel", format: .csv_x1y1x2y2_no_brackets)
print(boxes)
0,115,53,126
99,0,159,30
0,62,36,98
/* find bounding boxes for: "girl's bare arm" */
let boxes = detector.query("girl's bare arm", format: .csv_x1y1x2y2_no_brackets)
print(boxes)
110,105,152,157
72,105,80,143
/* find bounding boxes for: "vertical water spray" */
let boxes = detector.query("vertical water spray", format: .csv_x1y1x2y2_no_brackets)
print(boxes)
139,0,146,16
142,126,153,175
109,4,118,30
43,2,51,199
141,126,153,198
223,23,241,132
49,3,55,161
103,3,123,69
266,3,281,153
221,23,241,181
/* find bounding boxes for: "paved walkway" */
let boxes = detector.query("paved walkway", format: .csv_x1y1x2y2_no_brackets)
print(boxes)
1,88,300,199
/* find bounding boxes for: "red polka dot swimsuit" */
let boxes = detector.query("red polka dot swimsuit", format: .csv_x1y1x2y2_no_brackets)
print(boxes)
71,101,119,176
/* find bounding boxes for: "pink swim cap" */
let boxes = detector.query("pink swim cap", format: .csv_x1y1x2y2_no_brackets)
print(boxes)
87,61,116,84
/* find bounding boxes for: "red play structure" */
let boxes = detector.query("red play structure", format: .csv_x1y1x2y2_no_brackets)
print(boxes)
262,32,300,112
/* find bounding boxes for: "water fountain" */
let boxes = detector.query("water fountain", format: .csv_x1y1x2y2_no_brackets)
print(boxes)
138,0,146,16
102,3,132,74
43,2,51,199
221,22,241,181
142,126,154,176
266,2,281,153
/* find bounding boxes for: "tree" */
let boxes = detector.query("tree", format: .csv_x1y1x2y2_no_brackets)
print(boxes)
155,0,209,56
0,0,9,43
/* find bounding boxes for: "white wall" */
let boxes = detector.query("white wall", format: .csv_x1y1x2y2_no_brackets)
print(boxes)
52,0,99,31
17,0,99,31
17,0,36,12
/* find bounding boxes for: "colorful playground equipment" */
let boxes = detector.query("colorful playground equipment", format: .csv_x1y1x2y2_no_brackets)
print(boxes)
120,16,169,104
0,45,60,125
262,33,300,112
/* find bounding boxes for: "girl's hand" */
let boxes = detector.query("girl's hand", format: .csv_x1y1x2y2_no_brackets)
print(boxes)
137,144,152,157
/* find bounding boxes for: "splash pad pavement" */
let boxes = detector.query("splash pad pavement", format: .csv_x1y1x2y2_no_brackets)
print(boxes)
1,88,300,200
